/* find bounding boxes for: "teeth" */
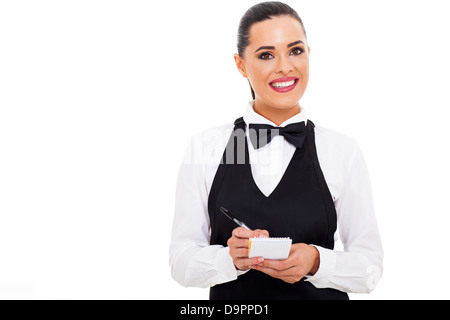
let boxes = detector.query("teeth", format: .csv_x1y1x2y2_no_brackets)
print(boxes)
271,80,296,88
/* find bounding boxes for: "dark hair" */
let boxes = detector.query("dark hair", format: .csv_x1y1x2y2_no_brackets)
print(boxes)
237,1,307,99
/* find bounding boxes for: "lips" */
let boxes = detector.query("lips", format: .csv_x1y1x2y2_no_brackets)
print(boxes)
269,77,299,93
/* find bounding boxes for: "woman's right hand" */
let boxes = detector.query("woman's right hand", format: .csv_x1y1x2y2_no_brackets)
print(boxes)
227,227,269,270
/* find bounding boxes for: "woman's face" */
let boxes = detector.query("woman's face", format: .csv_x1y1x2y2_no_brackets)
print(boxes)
235,15,310,111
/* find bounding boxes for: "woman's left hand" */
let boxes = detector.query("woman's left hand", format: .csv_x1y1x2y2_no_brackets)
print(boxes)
251,243,320,284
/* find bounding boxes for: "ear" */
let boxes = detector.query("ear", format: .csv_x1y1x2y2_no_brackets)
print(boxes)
234,53,247,78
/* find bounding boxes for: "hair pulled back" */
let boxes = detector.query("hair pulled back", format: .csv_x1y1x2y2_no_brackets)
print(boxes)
237,1,307,99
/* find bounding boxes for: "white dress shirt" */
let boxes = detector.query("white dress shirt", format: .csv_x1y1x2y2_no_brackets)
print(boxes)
169,101,383,294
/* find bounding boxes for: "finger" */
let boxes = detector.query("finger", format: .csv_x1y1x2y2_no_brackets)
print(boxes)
232,227,255,239
228,236,249,249
251,265,279,277
235,256,264,270
259,258,293,271
252,264,295,277
230,248,250,259
253,264,303,283
253,229,269,238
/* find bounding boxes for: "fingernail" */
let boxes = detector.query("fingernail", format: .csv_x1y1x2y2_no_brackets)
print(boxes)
258,257,264,263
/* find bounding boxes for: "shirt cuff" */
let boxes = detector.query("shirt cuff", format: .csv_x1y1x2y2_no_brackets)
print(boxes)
304,245,336,286
214,246,249,283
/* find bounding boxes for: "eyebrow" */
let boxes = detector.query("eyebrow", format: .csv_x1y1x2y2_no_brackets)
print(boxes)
287,40,304,48
254,45,275,53
254,40,304,53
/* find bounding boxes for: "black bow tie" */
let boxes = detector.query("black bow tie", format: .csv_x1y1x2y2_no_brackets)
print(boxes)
248,122,307,149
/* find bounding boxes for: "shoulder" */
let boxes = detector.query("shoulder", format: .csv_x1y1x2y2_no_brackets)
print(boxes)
313,123,360,164
312,123,364,199
182,122,235,165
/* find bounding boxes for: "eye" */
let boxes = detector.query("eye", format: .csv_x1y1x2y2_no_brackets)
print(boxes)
259,52,274,60
290,47,304,56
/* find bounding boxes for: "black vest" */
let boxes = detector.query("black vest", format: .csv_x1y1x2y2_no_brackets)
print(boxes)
208,117,349,300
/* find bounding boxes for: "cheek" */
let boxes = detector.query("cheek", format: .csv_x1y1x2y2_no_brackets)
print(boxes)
296,60,309,79
248,63,274,87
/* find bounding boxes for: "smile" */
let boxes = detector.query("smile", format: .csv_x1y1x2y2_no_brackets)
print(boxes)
269,77,299,93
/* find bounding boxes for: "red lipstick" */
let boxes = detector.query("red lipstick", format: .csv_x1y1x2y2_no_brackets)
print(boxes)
269,77,299,93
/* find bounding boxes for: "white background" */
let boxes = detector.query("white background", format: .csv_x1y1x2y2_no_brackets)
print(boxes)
1,0,449,300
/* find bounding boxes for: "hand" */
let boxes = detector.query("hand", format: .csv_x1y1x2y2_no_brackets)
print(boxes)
227,227,269,271
251,243,320,284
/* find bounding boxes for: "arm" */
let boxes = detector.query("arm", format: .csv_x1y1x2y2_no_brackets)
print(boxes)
253,143,383,293
169,135,242,288
304,143,384,293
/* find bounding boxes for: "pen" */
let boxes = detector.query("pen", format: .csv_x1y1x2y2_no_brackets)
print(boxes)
220,207,253,231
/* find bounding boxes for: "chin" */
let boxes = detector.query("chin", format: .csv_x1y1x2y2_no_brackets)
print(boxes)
267,95,302,109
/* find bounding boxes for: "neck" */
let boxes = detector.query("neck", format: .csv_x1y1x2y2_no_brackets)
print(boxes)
253,100,301,126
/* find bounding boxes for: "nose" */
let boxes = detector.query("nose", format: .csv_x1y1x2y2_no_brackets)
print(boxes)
276,56,293,75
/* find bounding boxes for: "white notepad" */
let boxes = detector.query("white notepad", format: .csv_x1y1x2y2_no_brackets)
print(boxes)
248,237,292,260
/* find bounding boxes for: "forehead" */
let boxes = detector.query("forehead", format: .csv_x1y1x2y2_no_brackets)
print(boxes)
248,15,306,47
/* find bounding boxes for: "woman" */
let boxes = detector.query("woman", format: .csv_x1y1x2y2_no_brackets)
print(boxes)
170,1,383,300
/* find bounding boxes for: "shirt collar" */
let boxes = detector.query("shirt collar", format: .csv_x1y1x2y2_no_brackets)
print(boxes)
243,100,308,127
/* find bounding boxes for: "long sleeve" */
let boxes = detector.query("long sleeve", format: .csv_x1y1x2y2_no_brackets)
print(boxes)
169,103,383,294
169,134,241,288
305,143,383,293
